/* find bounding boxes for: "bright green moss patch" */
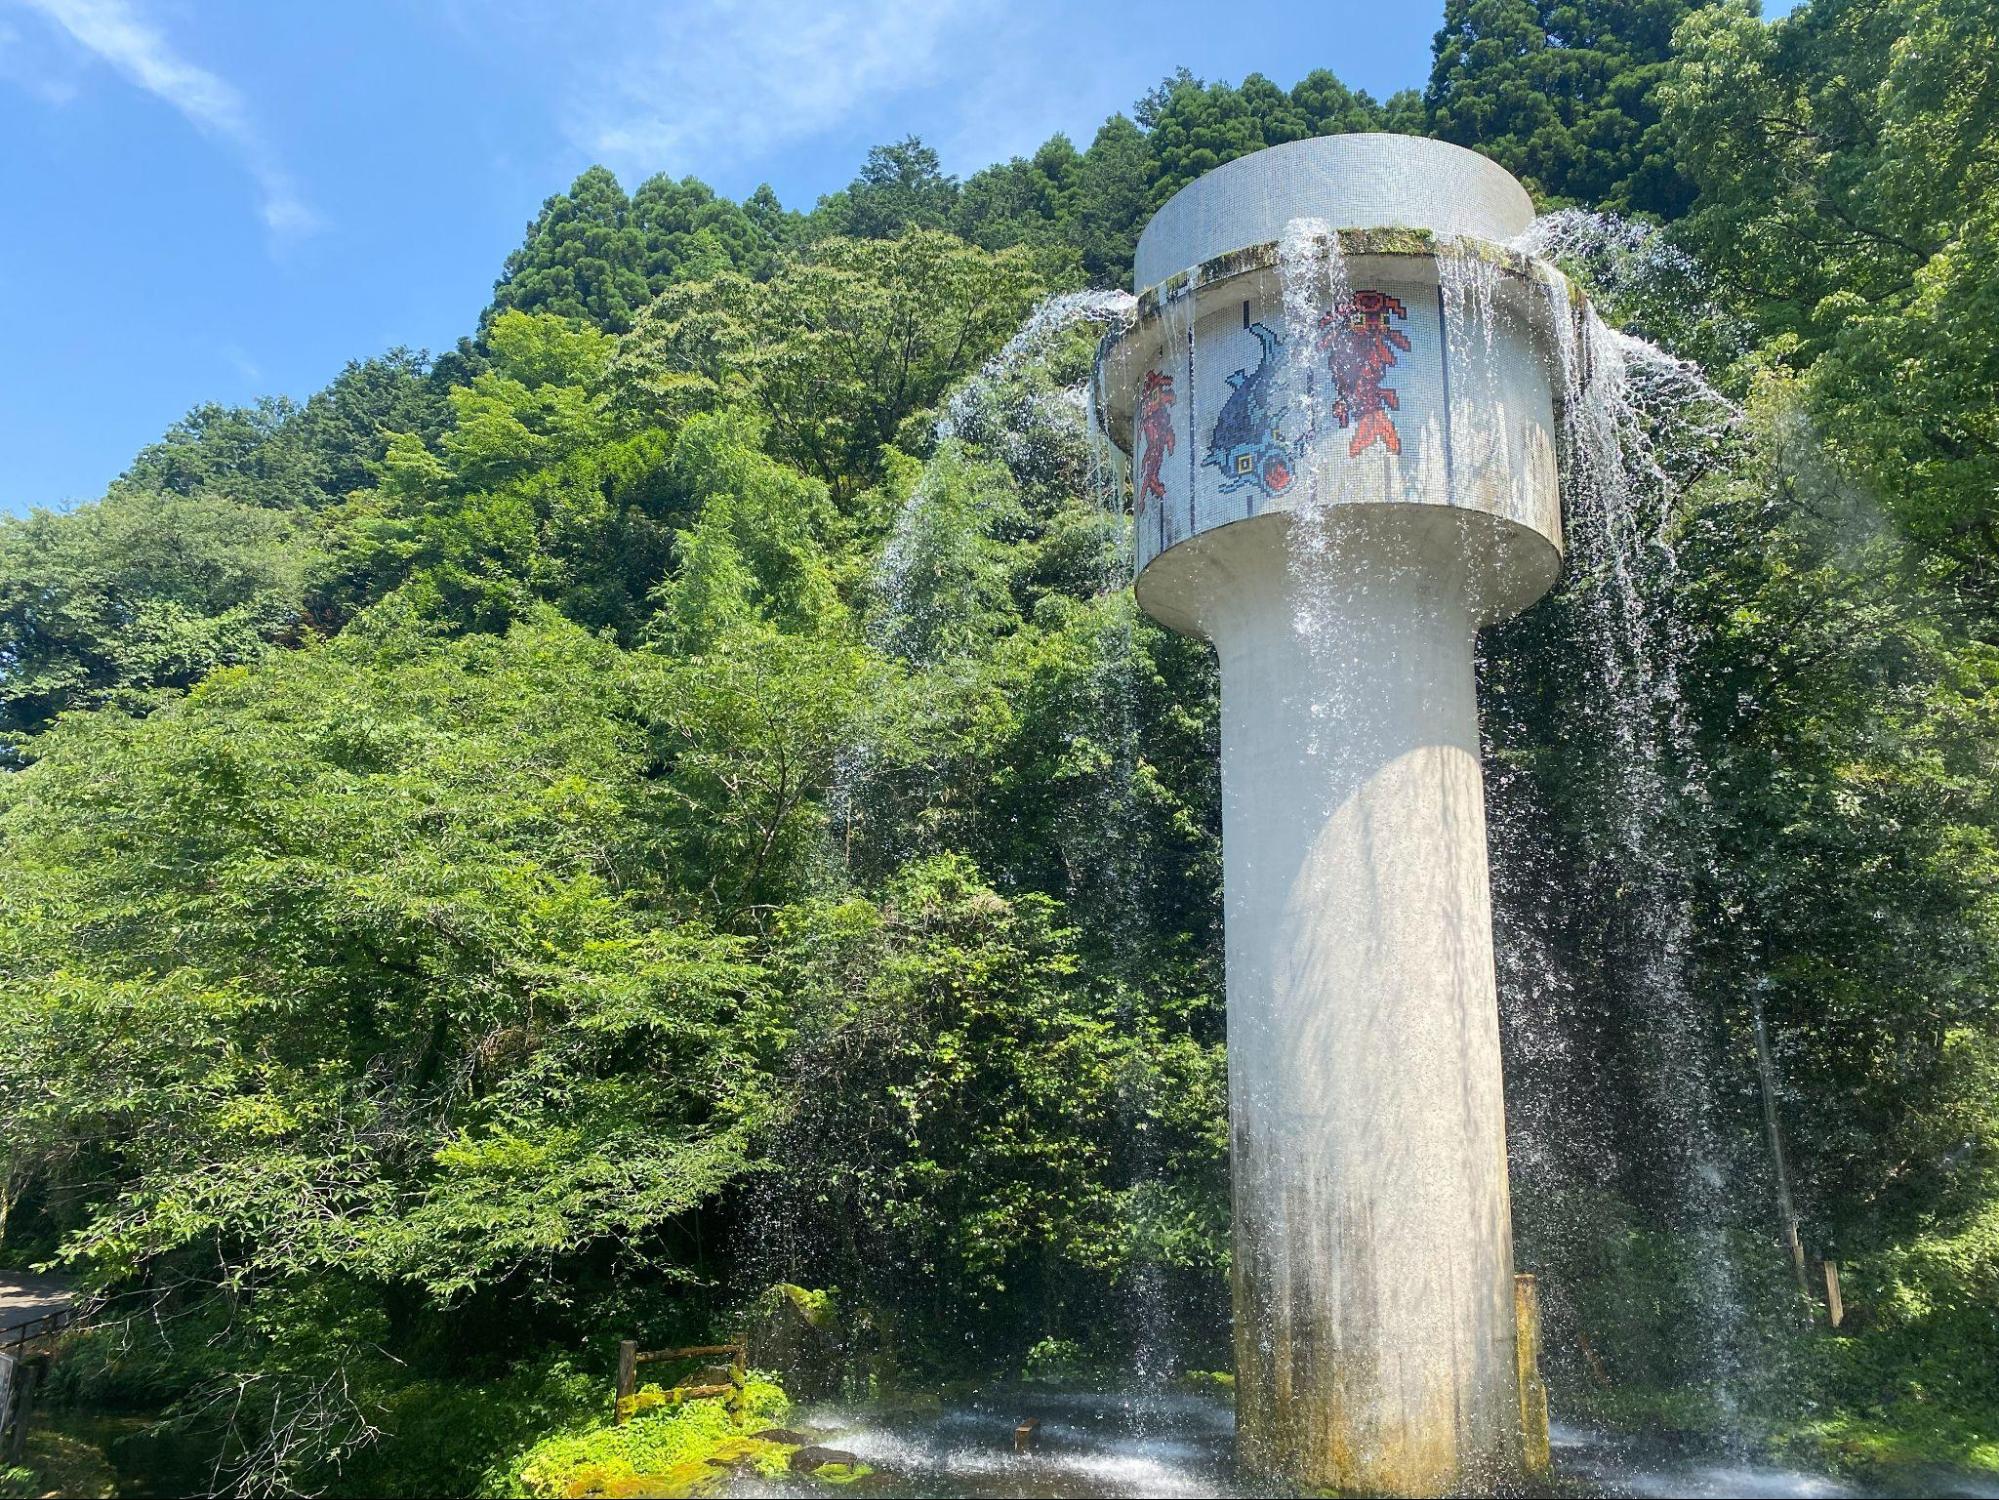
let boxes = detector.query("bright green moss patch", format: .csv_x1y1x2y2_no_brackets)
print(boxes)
512,1378,794,1498
764,1283,841,1335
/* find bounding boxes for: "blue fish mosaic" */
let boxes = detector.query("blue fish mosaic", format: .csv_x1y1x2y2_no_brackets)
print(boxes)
1204,321,1300,499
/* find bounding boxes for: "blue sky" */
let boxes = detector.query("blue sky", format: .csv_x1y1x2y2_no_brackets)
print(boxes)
0,1,1786,514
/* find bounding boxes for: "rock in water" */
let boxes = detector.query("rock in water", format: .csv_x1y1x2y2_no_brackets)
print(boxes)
789,1445,861,1473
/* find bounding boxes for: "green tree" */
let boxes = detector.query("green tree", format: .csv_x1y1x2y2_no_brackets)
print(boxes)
954,136,1083,254
1427,0,1698,215
817,136,961,240
1071,115,1154,284
1672,378,1999,1246
640,626,886,919
647,413,841,649
630,173,788,283
443,310,619,490
0,489,315,741
0,610,779,1492
766,854,1227,1367
1141,69,1402,207
285,349,454,508
490,166,654,333
316,311,681,638
1665,0,1999,603
616,232,1056,499
112,397,311,509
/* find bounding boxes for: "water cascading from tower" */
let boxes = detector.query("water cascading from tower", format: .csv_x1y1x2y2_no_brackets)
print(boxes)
1087,137,1789,1492
1097,137,1577,1494
1480,217,1758,1428
808,189,1763,1475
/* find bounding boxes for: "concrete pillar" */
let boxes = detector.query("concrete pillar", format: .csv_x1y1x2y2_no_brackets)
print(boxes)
1096,136,1576,1495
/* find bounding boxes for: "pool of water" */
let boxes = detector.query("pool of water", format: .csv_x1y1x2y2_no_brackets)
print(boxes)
724,1392,1999,1499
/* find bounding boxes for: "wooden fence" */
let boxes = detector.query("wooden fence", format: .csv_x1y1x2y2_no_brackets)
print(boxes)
613,1341,748,1424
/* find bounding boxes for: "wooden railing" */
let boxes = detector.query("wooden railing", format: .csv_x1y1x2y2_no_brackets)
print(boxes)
1,1305,76,1358
2,1307,79,1463
612,1340,747,1424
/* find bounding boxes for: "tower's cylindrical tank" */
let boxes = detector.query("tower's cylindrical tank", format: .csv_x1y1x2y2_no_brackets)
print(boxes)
1096,135,1572,1496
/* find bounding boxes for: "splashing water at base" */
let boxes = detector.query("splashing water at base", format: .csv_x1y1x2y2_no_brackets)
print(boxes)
714,1392,1966,1499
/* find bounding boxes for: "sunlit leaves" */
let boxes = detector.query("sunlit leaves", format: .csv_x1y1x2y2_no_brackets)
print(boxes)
617,232,1055,498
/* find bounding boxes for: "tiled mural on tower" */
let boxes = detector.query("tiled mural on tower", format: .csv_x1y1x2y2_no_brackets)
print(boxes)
1201,321,1300,502
1320,291,1412,458
1136,370,1177,506
1132,278,1459,573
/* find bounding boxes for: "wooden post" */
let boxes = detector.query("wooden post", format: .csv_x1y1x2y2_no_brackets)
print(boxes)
1823,1260,1844,1330
615,1340,638,1425
4,1359,40,1463
1514,1275,1552,1479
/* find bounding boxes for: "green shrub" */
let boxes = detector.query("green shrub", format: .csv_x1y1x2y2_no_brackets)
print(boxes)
1780,1204,1999,1475
0,1431,117,1500
506,1377,791,1499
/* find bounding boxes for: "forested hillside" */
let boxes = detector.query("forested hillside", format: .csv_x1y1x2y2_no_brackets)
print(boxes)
4,0,1998,1493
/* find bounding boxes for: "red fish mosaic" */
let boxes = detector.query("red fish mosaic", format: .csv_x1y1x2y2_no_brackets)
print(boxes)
1136,368,1177,504
1318,290,1411,458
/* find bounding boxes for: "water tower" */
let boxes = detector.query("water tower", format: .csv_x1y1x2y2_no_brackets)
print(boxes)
1096,135,1571,1495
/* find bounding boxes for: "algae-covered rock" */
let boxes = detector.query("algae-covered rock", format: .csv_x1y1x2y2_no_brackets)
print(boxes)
750,1284,845,1401
808,1459,875,1485
788,1443,860,1472
749,1426,816,1445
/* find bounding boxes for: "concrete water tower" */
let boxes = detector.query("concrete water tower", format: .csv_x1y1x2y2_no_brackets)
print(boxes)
1096,135,1571,1495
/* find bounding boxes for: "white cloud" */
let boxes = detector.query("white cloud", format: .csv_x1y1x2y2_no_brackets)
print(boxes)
555,0,1010,179
14,0,316,236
